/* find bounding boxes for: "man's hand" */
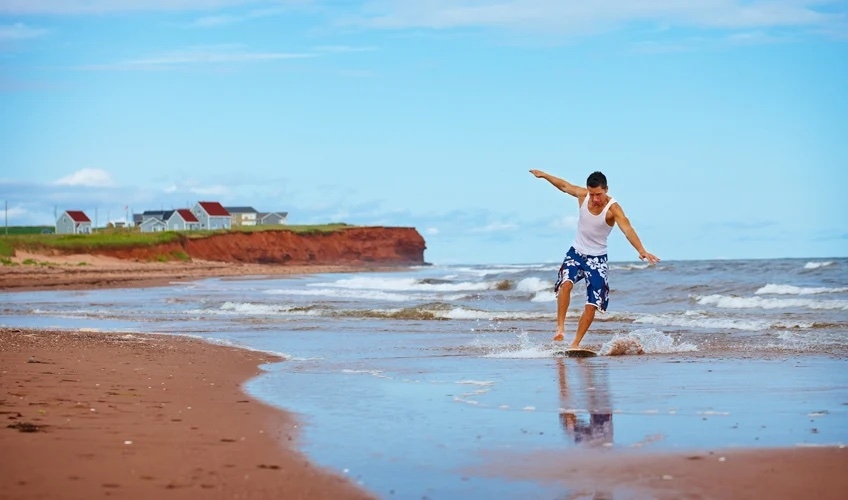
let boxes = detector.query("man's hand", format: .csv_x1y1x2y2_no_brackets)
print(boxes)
529,169,546,178
639,251,661,265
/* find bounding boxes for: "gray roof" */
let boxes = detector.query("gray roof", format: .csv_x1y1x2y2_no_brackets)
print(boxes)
224,206,258,214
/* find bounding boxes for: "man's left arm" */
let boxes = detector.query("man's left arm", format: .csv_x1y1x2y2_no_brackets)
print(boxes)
610,204,660,264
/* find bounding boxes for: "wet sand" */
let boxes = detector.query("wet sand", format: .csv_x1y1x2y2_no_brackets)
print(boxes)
0,328,372,499
477,447,848,499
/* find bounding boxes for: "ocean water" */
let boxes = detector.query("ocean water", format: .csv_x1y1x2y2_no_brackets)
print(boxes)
2,258,848,498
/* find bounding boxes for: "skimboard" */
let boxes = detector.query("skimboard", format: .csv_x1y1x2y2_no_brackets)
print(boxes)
554,348,598,358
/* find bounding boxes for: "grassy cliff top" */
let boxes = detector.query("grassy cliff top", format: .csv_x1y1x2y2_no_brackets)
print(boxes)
0,224,354,257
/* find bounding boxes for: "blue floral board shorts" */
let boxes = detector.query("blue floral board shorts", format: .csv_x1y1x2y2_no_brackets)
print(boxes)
554,247,610,311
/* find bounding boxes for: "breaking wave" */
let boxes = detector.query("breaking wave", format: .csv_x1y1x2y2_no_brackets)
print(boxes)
804,261,834,270
694,294,848,311
634,311,814,331
755,284,848,295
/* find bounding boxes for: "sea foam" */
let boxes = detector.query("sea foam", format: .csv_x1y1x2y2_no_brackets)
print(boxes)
516,277,552,293
695,294,848,310
755,284,848,295
315,276,494,292
804,261,834,270
634,312,813,331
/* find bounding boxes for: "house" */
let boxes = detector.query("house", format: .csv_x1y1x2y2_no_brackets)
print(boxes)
164,209,200,231
224,206,258,227
56,210,93,235
139,217,166,233
191,201,231,230
258,212,288,225
133,210,167,227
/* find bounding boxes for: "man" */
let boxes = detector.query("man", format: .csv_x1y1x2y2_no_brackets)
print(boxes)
529,169,660,348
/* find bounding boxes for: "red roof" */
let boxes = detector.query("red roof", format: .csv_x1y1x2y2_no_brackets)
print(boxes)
198,201,230,217
66,210,91,223
176,209,199,223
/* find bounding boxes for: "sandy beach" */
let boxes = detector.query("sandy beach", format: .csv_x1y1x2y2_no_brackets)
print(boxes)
0,251,404,292
2,255,847,498
0,327,373,500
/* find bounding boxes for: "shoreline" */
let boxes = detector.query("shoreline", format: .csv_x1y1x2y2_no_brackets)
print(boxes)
0,327,374,499
0,251,417,292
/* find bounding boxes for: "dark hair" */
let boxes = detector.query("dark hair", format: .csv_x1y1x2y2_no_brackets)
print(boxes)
586,171,607,189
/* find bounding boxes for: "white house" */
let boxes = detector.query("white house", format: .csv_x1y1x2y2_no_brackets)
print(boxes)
224,206,258,227
164,209,201,231
139,217,167,233
258,212,288,225
56,210,92,235
191,201,231,230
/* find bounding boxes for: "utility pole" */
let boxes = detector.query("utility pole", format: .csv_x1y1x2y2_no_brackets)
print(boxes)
4,200,7,236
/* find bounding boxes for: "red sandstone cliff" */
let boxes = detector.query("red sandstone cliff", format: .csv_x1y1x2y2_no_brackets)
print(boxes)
80,227,427,266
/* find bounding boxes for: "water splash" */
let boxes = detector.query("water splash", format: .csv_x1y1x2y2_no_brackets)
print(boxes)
804,261,834,270
599,329,698,356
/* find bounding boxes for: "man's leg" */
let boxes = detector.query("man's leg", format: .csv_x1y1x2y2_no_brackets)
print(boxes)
570,304,597,348
554,281,573,341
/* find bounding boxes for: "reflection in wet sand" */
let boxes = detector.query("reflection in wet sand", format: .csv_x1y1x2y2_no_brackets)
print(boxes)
557,358,613,447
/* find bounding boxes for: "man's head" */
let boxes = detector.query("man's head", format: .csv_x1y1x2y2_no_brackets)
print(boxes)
586,171,609,209
586,171,608,190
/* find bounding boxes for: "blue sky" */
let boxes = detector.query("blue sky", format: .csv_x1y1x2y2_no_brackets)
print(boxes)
1,1,846,264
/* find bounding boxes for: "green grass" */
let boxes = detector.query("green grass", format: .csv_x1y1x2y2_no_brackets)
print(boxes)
230,223,353,234
0,226,54,235
0,239,13,257
171,250,191,262
0,230,182,254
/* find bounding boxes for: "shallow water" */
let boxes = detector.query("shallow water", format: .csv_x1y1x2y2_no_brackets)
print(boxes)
2,258,847,498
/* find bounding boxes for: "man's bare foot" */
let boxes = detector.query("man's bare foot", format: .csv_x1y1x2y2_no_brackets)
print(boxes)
569,342,581,349
553,332,565,341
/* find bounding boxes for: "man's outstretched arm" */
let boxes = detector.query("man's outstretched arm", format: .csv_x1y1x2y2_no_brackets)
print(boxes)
609,204,660,264
529,170,587,198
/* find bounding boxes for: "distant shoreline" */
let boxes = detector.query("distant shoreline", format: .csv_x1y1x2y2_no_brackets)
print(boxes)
0,250,414,292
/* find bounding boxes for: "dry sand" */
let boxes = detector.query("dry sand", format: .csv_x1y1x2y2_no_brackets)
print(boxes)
0,251,402,292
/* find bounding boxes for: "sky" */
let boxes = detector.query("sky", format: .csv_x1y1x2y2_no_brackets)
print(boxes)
1,1,846,264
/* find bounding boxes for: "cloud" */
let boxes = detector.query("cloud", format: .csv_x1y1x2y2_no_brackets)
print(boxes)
551,215,577,230
163,180,229,197
189,4,312,27
1,204,28,220
0,179,161,225
471,222,519,233
426,227,440,235
0,1,269,15
357,1,845,36
89,44,313,70
313,45,377,53
0,23,47,41
55,168,115,187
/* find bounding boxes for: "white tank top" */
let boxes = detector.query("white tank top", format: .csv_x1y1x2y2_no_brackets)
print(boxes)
573,196,616,256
